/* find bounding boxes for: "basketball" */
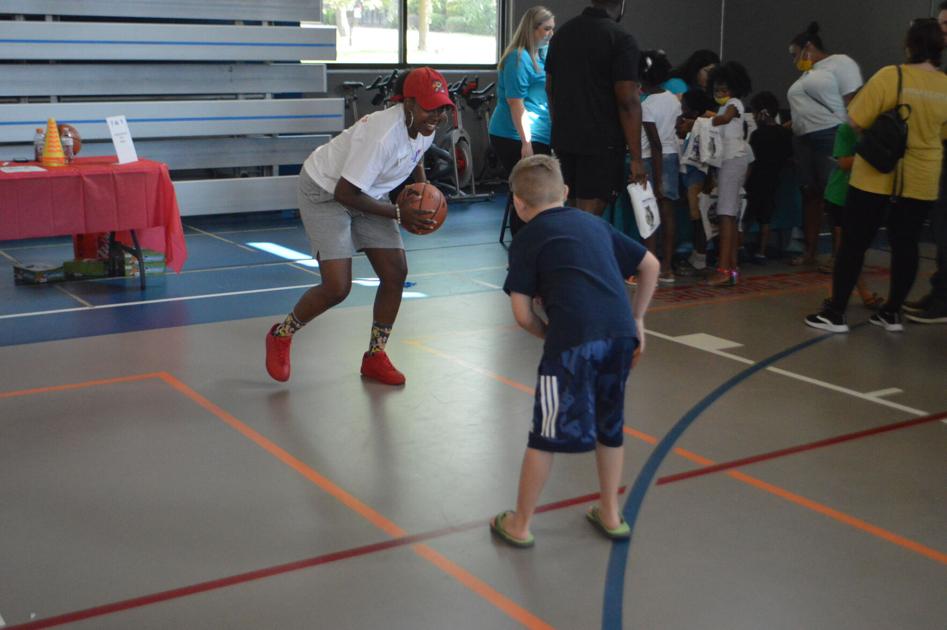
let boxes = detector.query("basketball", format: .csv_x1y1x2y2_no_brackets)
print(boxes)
397,183,448,235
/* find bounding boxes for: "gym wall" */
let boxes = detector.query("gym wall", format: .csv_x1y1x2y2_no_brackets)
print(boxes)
723,0,936,100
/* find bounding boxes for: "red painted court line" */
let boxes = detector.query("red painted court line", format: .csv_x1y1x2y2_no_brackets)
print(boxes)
657,410,947,486
4,487,626,630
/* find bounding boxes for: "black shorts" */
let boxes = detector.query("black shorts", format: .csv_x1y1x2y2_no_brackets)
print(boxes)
745,171,780,225
557,149,625,203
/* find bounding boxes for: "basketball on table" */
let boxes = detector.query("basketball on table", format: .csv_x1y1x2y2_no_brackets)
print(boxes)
397,183,448,235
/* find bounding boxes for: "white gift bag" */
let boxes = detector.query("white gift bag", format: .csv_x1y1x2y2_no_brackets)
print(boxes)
698,190,719,241
693,117,723,168
699,187,747,240
627,181,661,239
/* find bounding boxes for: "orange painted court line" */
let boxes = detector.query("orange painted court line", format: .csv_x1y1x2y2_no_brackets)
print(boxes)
156,372,555,630
0,372,164,400
726,470,947,565
402,340,535,395
409,341,947,567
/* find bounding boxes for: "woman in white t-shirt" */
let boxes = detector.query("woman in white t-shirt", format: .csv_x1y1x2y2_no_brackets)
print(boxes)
706,62,753,287
787,21,864,266
639,50,683,284
264,67,453,386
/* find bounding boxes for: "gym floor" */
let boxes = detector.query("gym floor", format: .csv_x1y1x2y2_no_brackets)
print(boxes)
1,198,944,629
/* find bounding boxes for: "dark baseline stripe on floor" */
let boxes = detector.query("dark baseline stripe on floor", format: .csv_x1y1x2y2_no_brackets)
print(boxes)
4,487,626,629
657,410,947,485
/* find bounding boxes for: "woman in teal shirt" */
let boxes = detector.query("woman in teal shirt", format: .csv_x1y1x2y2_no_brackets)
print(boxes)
490,6,554,236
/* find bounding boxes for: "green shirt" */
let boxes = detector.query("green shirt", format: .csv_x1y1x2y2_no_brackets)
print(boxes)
824,123,857,206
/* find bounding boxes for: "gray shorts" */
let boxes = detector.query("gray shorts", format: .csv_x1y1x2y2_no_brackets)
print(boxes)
716,155,750,217
297,169,404,261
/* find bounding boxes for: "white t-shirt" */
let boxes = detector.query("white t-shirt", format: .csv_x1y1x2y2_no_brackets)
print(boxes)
815,53,863,98
303,104,433,200
718,98,749,160
787,68,847,135
641,90,683,158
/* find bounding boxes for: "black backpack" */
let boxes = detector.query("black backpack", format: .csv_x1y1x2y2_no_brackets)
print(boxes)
855,65,911,175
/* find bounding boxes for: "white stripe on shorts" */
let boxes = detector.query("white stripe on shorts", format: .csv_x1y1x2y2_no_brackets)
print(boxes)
540,375,559,439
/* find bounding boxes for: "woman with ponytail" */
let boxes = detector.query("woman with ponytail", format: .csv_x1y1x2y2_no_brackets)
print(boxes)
490,6,555,237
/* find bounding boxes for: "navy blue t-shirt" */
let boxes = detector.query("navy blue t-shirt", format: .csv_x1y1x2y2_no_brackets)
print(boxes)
503,207,647,357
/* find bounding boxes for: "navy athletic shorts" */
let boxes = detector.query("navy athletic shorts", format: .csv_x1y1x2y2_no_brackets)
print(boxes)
528,337,638,453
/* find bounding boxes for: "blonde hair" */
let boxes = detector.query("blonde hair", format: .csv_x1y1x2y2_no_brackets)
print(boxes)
498,6,553,74
510,155,565,208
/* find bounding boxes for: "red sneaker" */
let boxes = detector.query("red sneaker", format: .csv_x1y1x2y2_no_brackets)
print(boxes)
360,350,406,385
265,324,292,382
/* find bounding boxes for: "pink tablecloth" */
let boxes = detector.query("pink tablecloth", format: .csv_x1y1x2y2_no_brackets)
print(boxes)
0,157,187,272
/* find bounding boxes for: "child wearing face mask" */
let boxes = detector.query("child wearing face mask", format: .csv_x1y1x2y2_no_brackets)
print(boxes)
705,62,753,287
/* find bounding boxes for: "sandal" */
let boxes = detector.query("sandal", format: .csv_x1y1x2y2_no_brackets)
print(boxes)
585,506,631,540
490,511,534,548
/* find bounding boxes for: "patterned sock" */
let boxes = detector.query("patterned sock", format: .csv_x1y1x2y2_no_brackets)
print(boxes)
368,322,393,355
274,311,305,337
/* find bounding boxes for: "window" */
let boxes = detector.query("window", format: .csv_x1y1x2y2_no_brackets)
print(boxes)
304,0,498,66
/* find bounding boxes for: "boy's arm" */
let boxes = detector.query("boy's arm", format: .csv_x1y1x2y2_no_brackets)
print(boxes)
510,292,547,340
630,252,660,366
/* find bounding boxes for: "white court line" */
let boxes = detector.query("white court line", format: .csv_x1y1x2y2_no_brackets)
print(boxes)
0,610,5,627
864,388,904,398
470,278,502,290
0,283,318,320
183,224,257,253
53,283,94,308
645,329,930,417
0,265,507,321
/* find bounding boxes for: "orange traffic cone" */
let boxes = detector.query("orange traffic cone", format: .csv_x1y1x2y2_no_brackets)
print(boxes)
41,118,66,167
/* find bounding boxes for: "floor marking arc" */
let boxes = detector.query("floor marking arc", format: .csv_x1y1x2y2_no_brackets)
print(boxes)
402,338,946,572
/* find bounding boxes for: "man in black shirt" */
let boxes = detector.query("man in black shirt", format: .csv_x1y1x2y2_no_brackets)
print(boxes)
544,0,646,216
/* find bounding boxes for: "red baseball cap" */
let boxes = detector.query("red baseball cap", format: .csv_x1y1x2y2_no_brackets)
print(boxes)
402,67,455,110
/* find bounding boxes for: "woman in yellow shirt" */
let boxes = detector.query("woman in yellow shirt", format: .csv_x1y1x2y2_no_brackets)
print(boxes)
806,18,947,333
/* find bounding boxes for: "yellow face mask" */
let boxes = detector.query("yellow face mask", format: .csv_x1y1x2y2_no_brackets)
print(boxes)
796,58,813,72
715,96,730,106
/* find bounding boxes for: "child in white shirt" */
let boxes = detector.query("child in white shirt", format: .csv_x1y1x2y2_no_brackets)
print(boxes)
706,62,753,287
639,50,684,284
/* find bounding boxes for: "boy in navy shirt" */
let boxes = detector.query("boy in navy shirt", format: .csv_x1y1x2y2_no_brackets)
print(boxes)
491,155,659,547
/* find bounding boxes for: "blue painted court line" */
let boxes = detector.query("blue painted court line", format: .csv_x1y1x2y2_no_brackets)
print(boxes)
600,328,854,630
